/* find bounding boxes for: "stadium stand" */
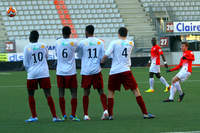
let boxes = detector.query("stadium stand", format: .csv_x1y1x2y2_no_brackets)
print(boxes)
115,0,155,49
141,0,200,21
0,0,124,41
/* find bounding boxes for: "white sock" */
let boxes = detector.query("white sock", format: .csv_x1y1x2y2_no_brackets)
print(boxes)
160,76,169,87
149,78,154,89
169,85,177,100
174,81,183,95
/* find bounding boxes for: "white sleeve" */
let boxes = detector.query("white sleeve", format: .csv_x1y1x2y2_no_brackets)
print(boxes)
76,42,83,59
23,47,29,71
100,42,105,59
105,41,114,56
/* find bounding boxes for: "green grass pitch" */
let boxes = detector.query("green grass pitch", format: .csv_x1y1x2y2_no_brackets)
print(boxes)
0,67,200,133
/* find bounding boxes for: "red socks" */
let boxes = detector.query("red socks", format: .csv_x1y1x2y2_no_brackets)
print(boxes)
108,98,114,116
71,98,77,116
83,96,89,115
28,96,37,118
47,96,57,118
136,96,148,115
59,97,66,116
100,93,108,111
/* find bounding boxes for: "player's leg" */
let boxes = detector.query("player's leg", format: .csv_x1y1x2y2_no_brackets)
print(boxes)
97,88,108,120
69,88,80,121
173,81,185,102
108,89,115,120
57,76,67,119
59,88,67,119
83,88,91,120
133,88,155,119
26,89,38,122
43,89,57,118
163,76,180,102
155,73,170,92
145,72,155,92
25,79,38,122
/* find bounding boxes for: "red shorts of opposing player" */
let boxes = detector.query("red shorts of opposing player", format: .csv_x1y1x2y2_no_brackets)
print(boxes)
108,71,138,91
81,72,104,89
27,77,51,90
57,75,78,88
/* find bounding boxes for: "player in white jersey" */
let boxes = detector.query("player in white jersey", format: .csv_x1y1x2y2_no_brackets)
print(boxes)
77,25,108,120
55,26,80,121
101,27,155,120
23,31,62,122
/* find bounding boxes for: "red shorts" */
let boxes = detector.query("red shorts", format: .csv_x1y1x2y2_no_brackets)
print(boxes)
57,75,78,89
108,71,138,91
27,77,51,90
81,72,104,89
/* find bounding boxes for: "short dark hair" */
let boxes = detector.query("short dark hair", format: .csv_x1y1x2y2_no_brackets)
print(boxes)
182,42,189,47
118,27,128,37
29,30,39,43
86,25,94,35
62,26,71,38
151,37,157,45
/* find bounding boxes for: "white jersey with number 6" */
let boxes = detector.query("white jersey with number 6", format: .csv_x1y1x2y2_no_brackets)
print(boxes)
55,38,78,76
105,39,134,75
23,42,49,79
77,37,105,75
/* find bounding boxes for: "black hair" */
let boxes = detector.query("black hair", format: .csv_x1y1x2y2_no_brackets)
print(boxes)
29,30,39,43
62,26,71,38
118,27,128,37
151,37,157,45
85,25,94,36
182,42,189,47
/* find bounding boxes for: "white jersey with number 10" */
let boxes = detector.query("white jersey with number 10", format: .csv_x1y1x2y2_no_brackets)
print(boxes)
105,39,134,75
55,38,78,76
23,42,49,79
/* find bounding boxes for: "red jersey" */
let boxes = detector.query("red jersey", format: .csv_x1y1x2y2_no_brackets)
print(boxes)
151,45,163,65
170,50,195,73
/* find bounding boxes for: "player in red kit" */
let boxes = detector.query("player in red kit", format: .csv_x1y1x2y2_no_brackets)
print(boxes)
164,42,195,102
145,38,170,93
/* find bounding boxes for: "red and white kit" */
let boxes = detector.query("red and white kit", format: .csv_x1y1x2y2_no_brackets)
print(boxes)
150,44,163,73
170,50,195,82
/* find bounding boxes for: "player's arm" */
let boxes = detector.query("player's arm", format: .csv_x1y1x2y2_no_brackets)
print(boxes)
147,59,151,67
76,42,83,59
167,59,183,72
23,47,29,71
101,41,114,66
158,46,168,68
161,54,168,68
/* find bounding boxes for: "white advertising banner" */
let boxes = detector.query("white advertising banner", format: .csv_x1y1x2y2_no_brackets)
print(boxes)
174,21,200,33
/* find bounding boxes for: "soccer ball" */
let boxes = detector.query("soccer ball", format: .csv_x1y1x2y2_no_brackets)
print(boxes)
7,6,17,17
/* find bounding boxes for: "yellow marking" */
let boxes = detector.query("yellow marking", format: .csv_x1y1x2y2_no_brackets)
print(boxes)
41,45,45,48
97,41,101,45
70,42,74,46
129,41,134,46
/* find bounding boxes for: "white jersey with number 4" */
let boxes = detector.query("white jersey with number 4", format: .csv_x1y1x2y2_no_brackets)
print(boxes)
77,37,105,75
23,42,49,79
105,39,134,75
55,38,78,76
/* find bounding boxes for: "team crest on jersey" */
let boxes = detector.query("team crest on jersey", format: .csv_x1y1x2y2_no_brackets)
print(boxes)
97,41,101,45
32,46,40,50
129,41,134,46
41,45,45,48
121,42,128,46
89,42,96,46
70,42,74,46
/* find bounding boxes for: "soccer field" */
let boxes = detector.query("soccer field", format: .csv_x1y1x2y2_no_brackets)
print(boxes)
0,67,200,133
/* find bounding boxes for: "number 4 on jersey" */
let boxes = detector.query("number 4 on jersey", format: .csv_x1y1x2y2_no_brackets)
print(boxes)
122,48,128,57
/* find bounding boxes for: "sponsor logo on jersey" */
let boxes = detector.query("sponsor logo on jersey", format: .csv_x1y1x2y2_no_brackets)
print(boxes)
97,41,101,45
70,42,74,46
41,45,45,48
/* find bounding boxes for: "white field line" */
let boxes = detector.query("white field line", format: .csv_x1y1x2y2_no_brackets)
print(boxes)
161,131,200,133
0,79,200,88
0,72,12,75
